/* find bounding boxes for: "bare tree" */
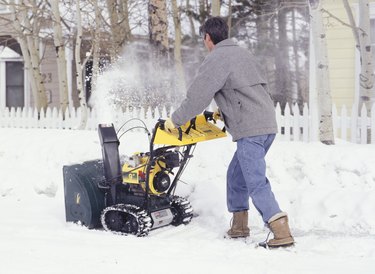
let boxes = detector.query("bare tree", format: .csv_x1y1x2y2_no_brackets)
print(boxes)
186,0,197,41
149,0,169,58
75,0,88,129
51,1,69,114
91,0,101,95
171,0,186,94
198,0,209,24
309,0,335,144
8,0,47,112
227,0,233,37
212,0,220,16
276,6,293,107
106,0,131,61
343,0,374,114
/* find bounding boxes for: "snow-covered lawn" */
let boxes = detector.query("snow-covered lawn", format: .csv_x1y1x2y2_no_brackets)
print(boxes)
0,127,374,274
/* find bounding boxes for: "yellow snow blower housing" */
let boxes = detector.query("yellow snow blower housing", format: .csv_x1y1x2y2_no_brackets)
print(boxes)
122,112,226,195
122,152,168,195
63,111,226,237
154,113,227,146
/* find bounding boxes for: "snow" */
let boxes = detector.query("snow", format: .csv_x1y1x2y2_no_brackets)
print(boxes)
0,126,374,274
0,46,22,59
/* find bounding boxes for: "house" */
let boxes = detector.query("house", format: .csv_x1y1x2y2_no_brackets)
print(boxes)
320,0,375,110
1,1,374,114
0,6,26,110
0,4,82,111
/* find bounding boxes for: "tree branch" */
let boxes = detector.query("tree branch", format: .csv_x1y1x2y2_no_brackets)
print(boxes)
321,8,365,39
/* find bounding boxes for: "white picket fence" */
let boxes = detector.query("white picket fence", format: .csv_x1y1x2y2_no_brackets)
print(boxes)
0,106,165,132
275,103,375,144
0,103,374,144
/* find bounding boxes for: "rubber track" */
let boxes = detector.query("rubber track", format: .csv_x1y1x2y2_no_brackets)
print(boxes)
171,196,193,225
101,204,152,236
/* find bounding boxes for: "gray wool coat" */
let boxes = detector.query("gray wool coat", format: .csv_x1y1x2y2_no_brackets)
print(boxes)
171,39,278,141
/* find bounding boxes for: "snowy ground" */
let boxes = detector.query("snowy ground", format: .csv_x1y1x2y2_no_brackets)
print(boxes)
0,126,375,274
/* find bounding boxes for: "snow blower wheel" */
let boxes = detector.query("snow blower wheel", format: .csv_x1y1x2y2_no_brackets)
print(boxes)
171,196,194,226
101,204,152,236
63,111,226,236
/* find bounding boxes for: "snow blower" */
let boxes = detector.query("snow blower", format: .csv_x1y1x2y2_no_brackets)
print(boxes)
63,111,226,236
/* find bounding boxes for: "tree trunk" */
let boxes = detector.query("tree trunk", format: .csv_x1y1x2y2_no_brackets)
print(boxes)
147,0,169,110
91,0,101,95
186,0,197,42
276,7,292,107
51,1,69,114
343,0,375,114
309,0,335,145
148,0,169,58
292,8,302,107
119,0,131,41
9,0,47,112
106,0,131,61
9,4,36,106
24,1,47,110
227,0,233,38
171,0,186,95
199,0,208,24
211,0,220,16
358,0,375,112
342,0,360,47
75,0,87,129
343,0,374,142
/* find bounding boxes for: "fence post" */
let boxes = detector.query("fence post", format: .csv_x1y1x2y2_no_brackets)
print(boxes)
350,105,357,143
63,107,70,129
332,104,338,140
372,104,375,144
21,107,28,129
340,105,348,141
302,103,309,142
275,103,283,141
360,105,367,144
292,104,300,141
10,107,16,128
57,108,64,129
51,107,58,129
1,105,374,144
284,104,291,141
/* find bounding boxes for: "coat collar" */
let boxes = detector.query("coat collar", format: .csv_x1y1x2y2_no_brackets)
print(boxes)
214,39,237,49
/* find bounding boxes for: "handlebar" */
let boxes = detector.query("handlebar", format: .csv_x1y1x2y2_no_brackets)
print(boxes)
203,110,214,122
158,111,216,142
158,119,183,141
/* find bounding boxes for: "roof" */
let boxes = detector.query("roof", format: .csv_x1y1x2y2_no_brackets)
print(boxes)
0,46,22,59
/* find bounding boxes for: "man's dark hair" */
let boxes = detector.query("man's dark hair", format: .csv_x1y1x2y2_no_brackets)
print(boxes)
199,17,228,45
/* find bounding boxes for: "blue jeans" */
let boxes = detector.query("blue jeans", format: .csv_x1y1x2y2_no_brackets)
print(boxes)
227,134,281,223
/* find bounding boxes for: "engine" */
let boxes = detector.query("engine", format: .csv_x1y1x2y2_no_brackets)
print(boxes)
122,150,180,195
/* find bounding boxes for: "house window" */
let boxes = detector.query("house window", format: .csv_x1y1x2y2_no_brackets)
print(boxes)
5,61,24,108
0,4,9,13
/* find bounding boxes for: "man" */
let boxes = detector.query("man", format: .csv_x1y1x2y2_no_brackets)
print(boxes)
165,17,294,247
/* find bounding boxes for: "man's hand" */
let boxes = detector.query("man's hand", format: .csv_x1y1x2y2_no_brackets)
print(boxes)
164,118,176,131
213,109,223,121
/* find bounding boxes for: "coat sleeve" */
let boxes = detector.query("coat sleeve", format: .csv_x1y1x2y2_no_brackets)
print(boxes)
172,54,229,127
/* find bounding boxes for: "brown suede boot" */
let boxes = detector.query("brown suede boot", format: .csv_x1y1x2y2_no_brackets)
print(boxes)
226,211,250,238
267,212,294,247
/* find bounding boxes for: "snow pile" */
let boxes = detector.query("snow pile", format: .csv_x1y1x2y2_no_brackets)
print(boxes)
1,128,374,235
268,141,375,235
181,138,375,235
0,127,374,274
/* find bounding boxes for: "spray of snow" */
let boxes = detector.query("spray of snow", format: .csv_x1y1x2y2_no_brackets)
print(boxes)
91,44,183,124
